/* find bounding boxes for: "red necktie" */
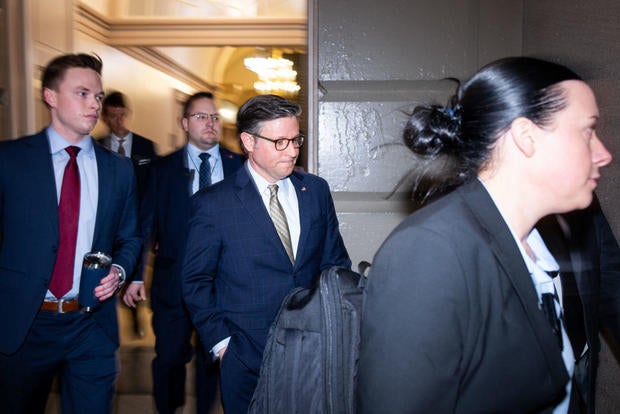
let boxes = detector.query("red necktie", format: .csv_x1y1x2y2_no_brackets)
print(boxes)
49,146,81,299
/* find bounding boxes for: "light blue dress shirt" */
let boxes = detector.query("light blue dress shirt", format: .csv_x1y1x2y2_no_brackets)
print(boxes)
45,127,99,301
186,143,224,194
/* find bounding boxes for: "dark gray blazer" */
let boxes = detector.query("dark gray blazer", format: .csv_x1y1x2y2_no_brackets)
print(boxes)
359,179,569,413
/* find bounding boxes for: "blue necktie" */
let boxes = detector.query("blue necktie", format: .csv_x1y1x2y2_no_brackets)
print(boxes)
199,152,211,189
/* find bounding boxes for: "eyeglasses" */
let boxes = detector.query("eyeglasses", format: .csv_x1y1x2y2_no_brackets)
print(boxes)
250,132,305,151
188,113,220,123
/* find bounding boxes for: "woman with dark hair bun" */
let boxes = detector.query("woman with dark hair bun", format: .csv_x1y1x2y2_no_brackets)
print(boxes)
358,57,612,413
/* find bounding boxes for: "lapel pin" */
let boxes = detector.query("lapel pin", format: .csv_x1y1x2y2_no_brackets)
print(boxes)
301,186,307,192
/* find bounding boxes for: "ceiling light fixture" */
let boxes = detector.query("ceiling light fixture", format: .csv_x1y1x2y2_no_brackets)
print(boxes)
244,51,300,96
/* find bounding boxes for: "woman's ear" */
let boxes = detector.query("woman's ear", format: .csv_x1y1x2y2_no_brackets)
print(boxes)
509,117,537,158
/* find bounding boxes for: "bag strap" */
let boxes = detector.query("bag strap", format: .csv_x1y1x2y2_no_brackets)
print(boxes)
357,260,371,288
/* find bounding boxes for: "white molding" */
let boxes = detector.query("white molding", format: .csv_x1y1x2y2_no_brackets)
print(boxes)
116,46,216,91
75,3,306,47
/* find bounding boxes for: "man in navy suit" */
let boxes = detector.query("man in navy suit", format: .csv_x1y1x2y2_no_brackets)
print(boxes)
99,90,157,338
0,53,141,413
182,94,351,413
99,91,157,203
124,92,244,413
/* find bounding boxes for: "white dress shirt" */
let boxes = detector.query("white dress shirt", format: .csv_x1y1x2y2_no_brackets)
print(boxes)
479,179,573,414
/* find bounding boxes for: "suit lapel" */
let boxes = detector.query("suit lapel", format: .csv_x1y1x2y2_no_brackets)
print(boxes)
290,172,310,267
130,135,142,157
100,135,112,150
220,148,236,177
27,131,60,239
234,166,293,267
92,144,114,246
171,147,193,198
539,213,596,358
459,180,568,383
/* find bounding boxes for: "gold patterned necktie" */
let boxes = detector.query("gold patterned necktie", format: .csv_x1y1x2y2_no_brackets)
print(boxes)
268,184,294,265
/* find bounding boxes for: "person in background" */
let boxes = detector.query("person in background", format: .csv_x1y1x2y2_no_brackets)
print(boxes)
99,91,157,203
358,57,612,413
123,92,244,414
0,53,141,413
535,195,620,413
182,94,351,413
100,90,157,339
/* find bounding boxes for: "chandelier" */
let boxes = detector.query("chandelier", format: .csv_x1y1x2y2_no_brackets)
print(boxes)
244,52,301,96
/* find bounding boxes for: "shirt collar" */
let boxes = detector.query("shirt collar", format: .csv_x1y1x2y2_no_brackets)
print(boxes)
246,161,292,197
111,131,132,142
187,142,221,163
476,178,559,275
47,126,95,156
525,229,560,273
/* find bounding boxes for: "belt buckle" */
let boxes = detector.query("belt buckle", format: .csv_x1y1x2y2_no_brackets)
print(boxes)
57,299,67,314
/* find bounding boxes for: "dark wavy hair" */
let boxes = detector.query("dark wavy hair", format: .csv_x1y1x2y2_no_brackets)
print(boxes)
41,53,103,108
403,56,582,203
236,94,301,136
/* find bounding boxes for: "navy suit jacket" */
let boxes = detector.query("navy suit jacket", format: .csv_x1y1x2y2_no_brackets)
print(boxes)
537,196,620,413
182,165,351,373
98,133,157,202
136,146,244,312
0,130,141,355
359,179,568,413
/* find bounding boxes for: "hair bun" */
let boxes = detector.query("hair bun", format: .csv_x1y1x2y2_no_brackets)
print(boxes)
403,104,462,158
443,103,462,125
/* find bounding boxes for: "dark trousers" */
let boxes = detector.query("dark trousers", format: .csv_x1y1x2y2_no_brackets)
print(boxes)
0,310,117,414
152,305,218,414
220,348,259,414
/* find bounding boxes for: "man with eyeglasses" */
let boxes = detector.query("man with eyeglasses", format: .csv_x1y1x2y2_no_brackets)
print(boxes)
123,91,244,414
182,94,351,413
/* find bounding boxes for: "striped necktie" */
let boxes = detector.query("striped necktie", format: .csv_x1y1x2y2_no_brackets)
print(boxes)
117,138,126,156
268,184,294,265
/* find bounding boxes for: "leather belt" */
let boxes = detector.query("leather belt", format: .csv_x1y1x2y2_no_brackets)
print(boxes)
41,299,80,313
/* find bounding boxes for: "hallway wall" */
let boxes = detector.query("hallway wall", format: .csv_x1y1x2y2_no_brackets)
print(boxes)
315,0,523,266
